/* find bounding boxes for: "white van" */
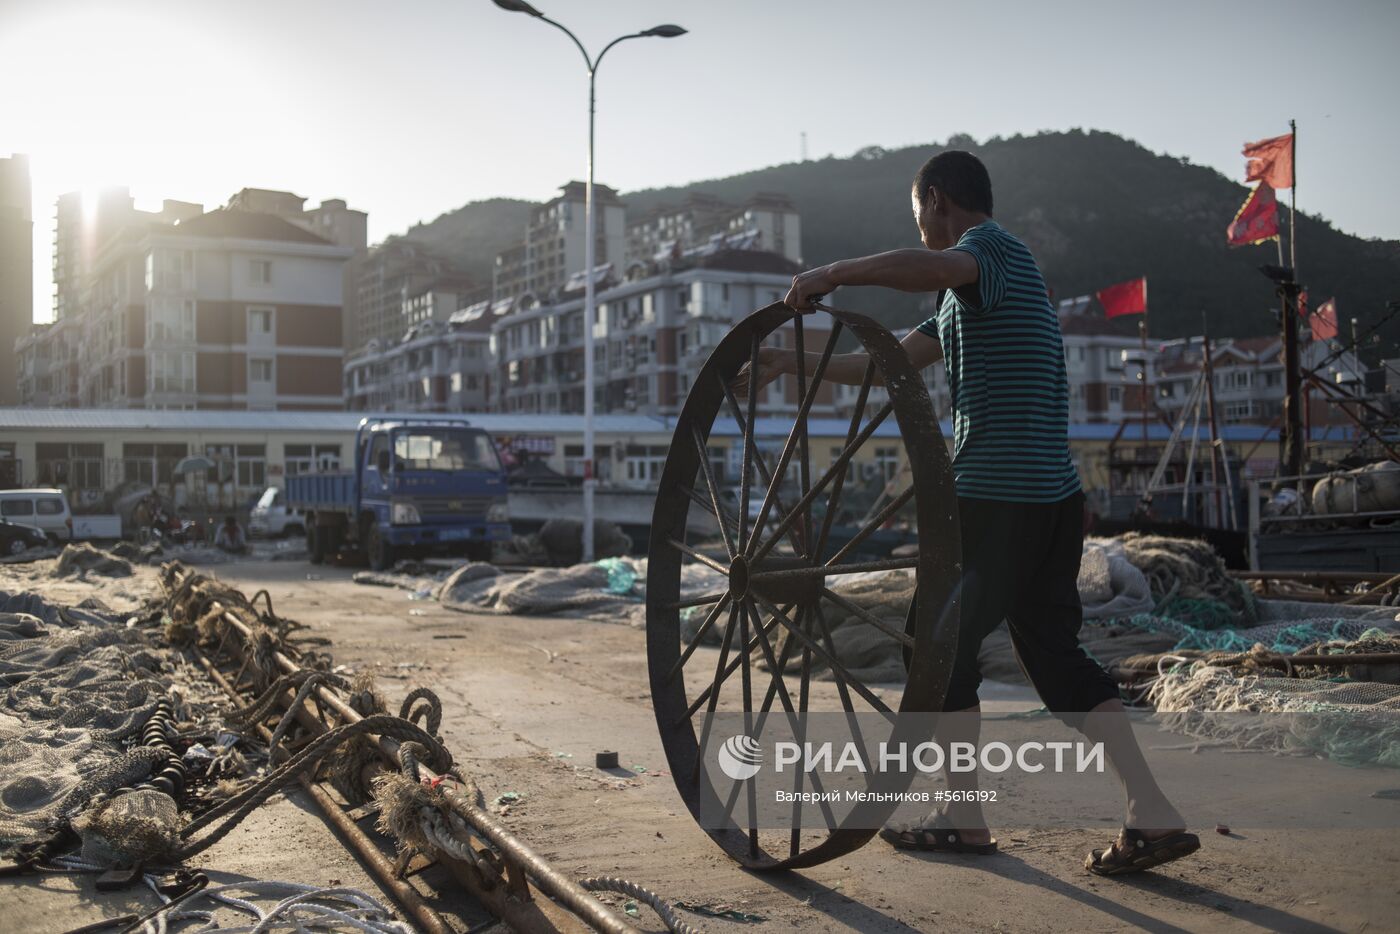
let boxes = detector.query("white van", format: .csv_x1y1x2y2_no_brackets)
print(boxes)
249,486,306,538
0,488,73,542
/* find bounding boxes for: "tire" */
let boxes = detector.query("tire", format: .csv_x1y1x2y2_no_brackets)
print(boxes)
365,524,394,571
284,524,305,540
307,525,326,565
464,542,493,563
7,538,26,556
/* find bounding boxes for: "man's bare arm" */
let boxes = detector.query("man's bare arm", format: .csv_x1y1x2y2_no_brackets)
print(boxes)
785,250,979,310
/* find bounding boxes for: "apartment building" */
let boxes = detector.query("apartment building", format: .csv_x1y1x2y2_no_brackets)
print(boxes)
344,308,492,413
1154,334,1364,427
18,199,354,411
224,188,369,353
625,191,803,268
352,239,476,353
492,182,626,303
491,247,809,417
0,154,33,406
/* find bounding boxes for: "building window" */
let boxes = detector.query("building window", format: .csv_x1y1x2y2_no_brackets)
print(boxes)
249,259,272,284
249,358,274,384
123,443,189,487
207,443,267,489
149,352,195,395
285,444,340,475
36,442,104,490
1108,386,1123,403
147,296,196,344
874,446,901,481
248,307,274,336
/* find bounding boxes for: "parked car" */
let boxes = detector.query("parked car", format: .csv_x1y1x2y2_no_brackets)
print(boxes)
0,516,49,556
0,488,73,542
249,486,306,538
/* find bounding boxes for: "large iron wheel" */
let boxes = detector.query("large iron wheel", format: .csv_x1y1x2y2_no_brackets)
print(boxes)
647,302,962,870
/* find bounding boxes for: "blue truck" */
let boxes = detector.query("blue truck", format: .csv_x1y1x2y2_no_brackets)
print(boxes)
285,417,511,570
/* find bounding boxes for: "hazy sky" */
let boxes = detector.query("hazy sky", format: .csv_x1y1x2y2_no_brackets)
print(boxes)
3,0,1396,324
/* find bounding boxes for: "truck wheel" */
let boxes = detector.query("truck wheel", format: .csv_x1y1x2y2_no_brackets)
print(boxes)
365,525,394,571
308,525,326,565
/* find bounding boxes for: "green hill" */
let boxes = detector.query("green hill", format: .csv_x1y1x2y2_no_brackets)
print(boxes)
399,197,534,285
407,131,1400,345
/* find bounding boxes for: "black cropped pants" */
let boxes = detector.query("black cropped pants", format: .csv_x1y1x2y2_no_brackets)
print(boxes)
940,492,1120,720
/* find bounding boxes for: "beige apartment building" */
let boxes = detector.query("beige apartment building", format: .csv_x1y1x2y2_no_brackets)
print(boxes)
492,181,626,303
0,154,33,406
18,194,356,411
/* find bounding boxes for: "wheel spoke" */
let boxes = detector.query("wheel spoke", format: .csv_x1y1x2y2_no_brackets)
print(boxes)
678,605,791,724
747,324,842,559
690,602,740,786
691,424,737,559
748,555,920,584
666,537,729,576
665,592,733,683
720,600,838,832
793,316,814,556
738,333,761,552
751,596,892,714
824,485,915,568
738,594,758,857
680,485,741,551
750,402,894,565
719,377,807,555
814,359,876,562
668,591,726,611
820,587,915,648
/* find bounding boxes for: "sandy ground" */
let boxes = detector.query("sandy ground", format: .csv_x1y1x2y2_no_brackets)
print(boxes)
5,554,1400,933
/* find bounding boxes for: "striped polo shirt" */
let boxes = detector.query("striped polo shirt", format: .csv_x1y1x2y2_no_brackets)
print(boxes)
916,221,1081,503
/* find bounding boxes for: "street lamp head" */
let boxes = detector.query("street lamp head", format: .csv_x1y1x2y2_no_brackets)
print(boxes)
642,24,687,38
491,0,544,16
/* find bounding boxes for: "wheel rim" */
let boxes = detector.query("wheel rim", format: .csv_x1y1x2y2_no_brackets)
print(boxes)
646,302,962,870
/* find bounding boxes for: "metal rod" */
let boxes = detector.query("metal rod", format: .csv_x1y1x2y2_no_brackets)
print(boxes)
813,359,876,562
170,568,634,934
750,597,891,714
823,486,914,567
747,324,842,558
692,424,736,559
819,587,916,649
664,592,733,683
750,555,920,581
751,402,894,565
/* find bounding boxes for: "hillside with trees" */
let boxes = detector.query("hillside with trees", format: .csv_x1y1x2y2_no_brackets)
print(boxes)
406,131,1399,346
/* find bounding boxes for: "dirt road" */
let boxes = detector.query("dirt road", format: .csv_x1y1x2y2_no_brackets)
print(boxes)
5,554,1395,933
209,559,1393,933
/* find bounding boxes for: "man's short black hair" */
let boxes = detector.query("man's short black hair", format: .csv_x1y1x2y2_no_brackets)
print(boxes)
913,150,993,215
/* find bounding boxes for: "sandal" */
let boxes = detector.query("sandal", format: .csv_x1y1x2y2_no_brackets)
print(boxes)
1085,827,1200,876
879,813,998,855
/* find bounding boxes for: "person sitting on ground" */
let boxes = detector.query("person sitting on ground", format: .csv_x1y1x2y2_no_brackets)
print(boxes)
214,515,248,555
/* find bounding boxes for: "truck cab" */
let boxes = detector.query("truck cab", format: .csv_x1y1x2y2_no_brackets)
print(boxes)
289,417,510,570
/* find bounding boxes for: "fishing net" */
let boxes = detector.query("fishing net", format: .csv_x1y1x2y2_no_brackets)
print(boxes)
0,591,172,852
1148,663,1400,767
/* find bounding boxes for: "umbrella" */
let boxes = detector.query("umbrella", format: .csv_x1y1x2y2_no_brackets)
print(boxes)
173,455,218,476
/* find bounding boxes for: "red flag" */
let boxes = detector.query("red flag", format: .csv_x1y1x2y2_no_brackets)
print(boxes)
1312,298,1338,341
1097,277,1147,318
1227,183,1279,247
1244,133,1294,189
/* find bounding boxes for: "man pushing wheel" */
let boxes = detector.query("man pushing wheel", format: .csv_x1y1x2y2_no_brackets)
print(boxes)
733,150,1198,875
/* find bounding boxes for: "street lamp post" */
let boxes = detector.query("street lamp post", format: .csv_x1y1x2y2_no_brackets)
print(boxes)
492,0,686,562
